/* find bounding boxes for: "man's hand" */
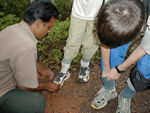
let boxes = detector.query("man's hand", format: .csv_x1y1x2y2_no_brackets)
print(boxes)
107,68,121,80
38,67,54,80
44,81,60,93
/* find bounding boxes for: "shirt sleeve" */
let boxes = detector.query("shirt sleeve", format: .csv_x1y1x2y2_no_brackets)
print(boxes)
11,47,39,88
140,16,150,55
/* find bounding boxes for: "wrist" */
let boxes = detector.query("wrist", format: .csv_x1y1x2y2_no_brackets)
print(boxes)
103,66,110,72
39,83,47,90
115,65,124,73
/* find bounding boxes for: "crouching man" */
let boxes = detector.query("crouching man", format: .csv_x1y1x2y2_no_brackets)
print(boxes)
0,0,59,113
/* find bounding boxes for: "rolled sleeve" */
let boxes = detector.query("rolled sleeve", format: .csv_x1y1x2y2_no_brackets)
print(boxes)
11,47,39,88
140,16,150,55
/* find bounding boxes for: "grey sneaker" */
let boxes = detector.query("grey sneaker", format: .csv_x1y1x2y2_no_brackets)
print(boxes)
53,72,70,86
116,96,131,113
91,86,117,109
78,67,90,82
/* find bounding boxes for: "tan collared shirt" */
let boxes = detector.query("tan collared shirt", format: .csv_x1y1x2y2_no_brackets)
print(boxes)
0,20,39,97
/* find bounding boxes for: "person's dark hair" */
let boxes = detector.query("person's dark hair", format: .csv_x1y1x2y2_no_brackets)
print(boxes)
23,0,59,24
97,0,146,48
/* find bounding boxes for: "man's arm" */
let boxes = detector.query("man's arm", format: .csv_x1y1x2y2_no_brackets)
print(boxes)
100,44,111,77
18,82,60,93
108,16,150,80
12,48,59,93
107,45,146,80
36,63,54,80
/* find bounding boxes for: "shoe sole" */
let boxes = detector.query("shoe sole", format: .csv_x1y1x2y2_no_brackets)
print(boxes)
90,94,117,110
90,101,108,110
78,76,89,83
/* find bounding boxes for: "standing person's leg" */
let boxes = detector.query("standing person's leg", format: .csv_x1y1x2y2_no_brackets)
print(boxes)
53,15,87,85
78,19,99,82
0,89,46,113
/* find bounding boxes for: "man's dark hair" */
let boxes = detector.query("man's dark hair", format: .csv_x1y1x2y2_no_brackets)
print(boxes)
23,0,59,24
97,0,146,48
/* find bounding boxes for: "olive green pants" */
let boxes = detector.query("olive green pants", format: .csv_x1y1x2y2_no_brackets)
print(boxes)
0,89,45,113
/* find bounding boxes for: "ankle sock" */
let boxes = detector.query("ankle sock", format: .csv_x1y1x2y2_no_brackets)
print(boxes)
60,62,70,73
102,77,115,90
80,59,90,68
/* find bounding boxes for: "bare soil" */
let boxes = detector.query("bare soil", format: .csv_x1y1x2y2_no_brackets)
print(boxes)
42,62,150,113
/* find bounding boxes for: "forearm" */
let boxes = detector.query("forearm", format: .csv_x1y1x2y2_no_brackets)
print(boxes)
101,44,111,72
17,83,46,92
18,81,60,93
36,63,42,75
118,46,146,70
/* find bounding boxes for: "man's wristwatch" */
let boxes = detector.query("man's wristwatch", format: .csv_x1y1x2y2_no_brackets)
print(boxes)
115,65,124,73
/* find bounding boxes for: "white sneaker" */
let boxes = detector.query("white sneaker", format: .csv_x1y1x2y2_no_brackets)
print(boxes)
53,71,70,86
78,67,90,82
91,86,117,109
116,95,131,113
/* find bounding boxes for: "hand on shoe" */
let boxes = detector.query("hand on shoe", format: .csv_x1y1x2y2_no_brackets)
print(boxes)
44,81,60,93
107,68,121,80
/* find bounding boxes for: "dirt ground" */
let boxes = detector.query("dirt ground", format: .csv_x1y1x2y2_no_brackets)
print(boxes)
42,61,150,113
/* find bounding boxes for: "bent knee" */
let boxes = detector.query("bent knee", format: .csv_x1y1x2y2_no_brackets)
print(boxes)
31,93,46,113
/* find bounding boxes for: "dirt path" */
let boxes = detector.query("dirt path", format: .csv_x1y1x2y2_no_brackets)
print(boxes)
43,63,150,113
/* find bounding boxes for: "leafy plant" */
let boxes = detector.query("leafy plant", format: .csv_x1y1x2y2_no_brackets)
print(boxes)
0,0,100,70
0,12,20,30
54,0,72,21
0,0,29,18
37,19,70,67
0,0,29,30
38,18,100,69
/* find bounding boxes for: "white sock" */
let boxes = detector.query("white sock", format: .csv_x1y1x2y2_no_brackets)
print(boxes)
60,62,70,73
80,59,90,68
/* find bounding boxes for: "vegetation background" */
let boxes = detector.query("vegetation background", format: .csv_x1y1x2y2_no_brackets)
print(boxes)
0,0,100,70
1,1,150,113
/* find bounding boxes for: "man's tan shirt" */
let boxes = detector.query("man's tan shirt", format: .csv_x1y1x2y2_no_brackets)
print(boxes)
0,21,39,97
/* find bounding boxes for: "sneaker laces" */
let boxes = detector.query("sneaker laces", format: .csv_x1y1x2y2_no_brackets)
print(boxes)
58,72,65,77
55,72,65,81
80,67,88,76
94,87,107,100
95,87,116,101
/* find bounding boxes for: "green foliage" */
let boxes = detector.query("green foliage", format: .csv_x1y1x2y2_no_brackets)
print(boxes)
0,0,29,18
37,18,70,66
0,0,29,30
38,18,83,67
0,0,100,70
38,18,100,68
0,12,20,30
54,0,72,21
